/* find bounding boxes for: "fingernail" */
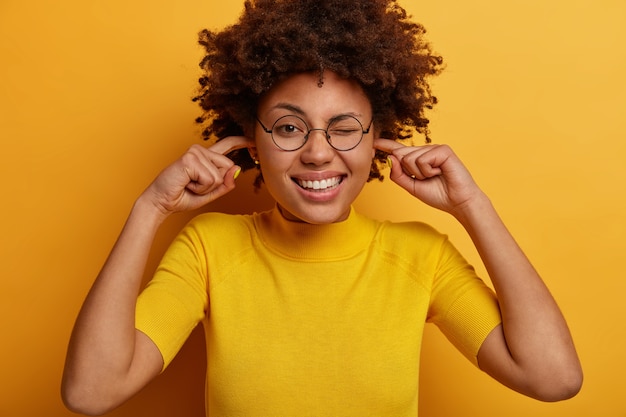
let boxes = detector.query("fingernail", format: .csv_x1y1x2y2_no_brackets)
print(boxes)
387,156,393,169
233,167,242,180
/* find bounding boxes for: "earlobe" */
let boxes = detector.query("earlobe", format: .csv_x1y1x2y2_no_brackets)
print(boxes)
248,146,260,165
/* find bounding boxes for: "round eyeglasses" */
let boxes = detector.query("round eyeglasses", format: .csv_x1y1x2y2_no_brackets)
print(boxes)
256,114,372,151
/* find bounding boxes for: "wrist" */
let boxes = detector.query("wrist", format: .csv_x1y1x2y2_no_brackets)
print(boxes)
131,193,171,229
450,191,495,228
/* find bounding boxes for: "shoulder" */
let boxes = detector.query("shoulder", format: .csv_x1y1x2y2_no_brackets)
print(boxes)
192,210,253,222
188,211,255,231
176,211,264,250
377,219,447,246
370,218,459,269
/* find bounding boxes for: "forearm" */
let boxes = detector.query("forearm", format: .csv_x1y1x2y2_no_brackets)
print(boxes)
62,195,166,411
453,193,582,398
454,194,558,335
376,140,582,398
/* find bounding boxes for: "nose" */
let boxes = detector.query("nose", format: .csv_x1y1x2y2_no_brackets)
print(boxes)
300,129,335,165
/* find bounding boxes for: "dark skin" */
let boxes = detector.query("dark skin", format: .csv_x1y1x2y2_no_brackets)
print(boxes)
62,73,582,414
61,136,252,415
377,138,582,401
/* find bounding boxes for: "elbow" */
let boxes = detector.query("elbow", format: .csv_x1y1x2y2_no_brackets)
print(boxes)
530,365,584,402
63,403,109,417
62,395,104,416
62,394,118,416
545,375,583,402
61,378,121,416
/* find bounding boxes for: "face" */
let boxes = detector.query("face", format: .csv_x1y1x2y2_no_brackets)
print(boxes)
252,71,375,224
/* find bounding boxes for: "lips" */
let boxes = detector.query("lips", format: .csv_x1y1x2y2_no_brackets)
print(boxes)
295,176,343,191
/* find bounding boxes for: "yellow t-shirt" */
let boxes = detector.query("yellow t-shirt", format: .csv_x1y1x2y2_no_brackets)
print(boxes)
136,207,501,416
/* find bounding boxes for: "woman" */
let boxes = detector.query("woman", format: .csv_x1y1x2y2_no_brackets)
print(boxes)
62,0,582,415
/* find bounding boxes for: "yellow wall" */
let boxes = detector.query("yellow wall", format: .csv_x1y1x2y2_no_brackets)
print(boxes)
1,0,624,415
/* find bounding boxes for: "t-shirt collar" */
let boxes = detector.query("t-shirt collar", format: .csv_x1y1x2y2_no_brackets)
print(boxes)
254,206,377,260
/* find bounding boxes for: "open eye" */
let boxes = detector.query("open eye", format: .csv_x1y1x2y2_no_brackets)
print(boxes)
275,123,301,135
272,115,308,138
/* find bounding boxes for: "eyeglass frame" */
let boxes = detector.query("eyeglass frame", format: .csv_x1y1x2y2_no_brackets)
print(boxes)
255,114,373,152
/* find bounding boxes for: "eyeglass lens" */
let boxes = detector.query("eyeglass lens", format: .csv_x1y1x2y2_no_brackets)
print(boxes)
270,115,365,151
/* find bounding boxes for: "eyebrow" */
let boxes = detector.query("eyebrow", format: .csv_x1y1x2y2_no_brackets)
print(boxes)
272,102,306,116
269,102,365,122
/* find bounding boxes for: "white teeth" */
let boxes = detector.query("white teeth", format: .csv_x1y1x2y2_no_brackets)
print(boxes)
298,177,341,190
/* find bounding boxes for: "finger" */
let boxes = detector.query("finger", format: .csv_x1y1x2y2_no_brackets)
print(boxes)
416,158,443,178
387,154,416,191
401,153,443,180
373,138,407,153
186,164,240,197
219,164,241,190
186,144,233,175
176,151,229,197
414,145,452,178
388,151,443,195
209,135,255,156
374,139,432,162
183,147,225,181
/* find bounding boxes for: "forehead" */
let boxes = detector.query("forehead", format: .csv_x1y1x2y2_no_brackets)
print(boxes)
258,71,372,118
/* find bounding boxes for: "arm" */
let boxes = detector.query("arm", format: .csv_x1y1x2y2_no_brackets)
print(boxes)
62,137,252,415
456,193,582,401
374,140,583,401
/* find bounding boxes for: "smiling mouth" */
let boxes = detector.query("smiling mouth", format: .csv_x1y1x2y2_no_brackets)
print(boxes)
295,176,343,191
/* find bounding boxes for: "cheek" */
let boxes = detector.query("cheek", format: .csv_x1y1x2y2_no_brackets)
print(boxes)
350,151,375,178
360,142,376,171
257,150,291,182
254,138,276,165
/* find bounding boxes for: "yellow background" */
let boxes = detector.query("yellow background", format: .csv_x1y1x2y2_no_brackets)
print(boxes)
1,0,624,415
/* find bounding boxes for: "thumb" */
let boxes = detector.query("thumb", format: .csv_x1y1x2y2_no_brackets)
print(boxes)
185,165,242,208
222,165,242,190
210,164,242,199
387,155,414,193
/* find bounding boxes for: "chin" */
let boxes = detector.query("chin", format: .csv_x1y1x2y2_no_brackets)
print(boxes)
278,204,350,224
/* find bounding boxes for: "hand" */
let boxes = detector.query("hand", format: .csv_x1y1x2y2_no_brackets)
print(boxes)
144,136,254,216
374,139,483,215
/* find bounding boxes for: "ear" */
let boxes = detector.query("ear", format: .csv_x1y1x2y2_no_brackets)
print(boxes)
370,123,378,158
247,145,259,164
242,122,259,162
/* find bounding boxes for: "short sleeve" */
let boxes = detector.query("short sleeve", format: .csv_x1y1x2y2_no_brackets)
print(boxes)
135,220,209,370
427,237,502,366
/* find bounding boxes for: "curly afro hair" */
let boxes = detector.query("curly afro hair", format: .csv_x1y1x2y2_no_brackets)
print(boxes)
193,0,443,184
